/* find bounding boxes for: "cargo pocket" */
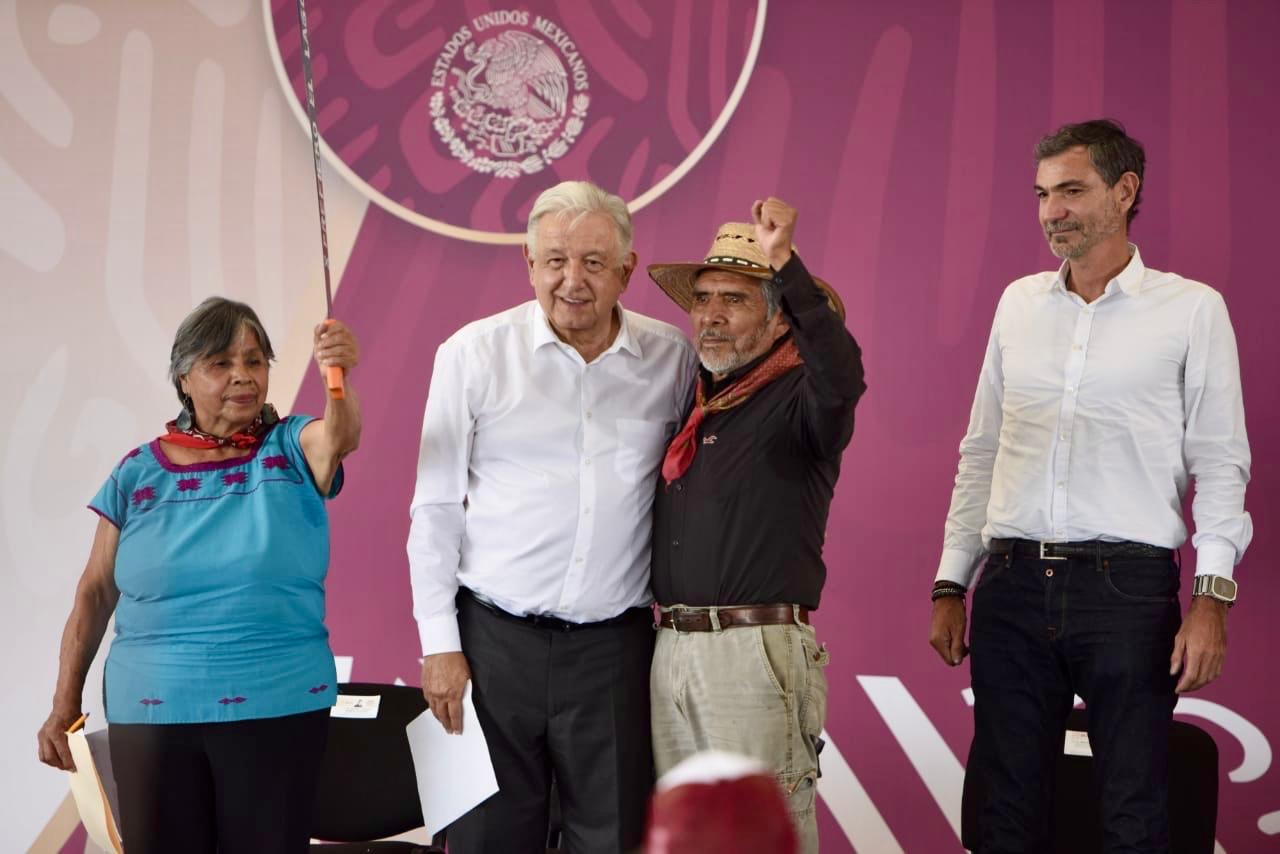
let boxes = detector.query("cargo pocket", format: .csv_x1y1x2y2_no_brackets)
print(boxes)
798,626,829,777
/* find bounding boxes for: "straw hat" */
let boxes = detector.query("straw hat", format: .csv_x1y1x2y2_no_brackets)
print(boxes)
647,222,844,319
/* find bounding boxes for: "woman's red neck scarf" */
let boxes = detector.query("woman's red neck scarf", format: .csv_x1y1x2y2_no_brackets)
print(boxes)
159,404,279,449
661,338,803,485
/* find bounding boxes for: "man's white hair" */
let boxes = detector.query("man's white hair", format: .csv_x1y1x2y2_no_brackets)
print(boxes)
525,180,633,259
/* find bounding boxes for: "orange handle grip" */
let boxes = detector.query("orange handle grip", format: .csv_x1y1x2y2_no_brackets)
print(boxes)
326,364,345,400
323,319,345,400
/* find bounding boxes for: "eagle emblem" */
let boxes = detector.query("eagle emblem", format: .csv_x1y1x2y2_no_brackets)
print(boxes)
429,18,590,178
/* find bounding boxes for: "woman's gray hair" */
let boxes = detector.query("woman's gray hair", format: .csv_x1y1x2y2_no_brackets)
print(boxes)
169,297,275,404
525,180,633,260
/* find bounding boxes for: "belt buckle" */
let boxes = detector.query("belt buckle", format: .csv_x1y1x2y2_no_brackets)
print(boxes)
671,608,704,633
1039,541,1068,561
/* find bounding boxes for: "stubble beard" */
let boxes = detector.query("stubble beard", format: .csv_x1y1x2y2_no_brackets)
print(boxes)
1045,200,1125,260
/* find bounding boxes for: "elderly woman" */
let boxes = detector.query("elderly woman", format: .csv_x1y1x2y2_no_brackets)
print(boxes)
36,297,361,853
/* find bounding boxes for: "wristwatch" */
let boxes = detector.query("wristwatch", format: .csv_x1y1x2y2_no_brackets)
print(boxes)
1192,574,1238,607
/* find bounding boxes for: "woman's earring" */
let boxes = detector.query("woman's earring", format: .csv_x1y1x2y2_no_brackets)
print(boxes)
176,394,194,430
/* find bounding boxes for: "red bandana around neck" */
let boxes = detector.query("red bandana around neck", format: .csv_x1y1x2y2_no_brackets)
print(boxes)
159,404,278,450
661,338,804,484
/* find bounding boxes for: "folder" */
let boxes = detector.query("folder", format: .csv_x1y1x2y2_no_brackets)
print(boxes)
65,714,123,854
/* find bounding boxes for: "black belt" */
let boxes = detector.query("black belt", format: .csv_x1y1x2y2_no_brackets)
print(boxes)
459,588,648,632
989,538,1174,562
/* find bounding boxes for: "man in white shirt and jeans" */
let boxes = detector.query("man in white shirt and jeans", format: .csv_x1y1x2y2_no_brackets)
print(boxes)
929,119,1252,853
407,181,695,853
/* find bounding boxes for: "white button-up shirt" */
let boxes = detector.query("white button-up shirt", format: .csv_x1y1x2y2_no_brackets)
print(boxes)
408,300,696,655
937,246,1252,587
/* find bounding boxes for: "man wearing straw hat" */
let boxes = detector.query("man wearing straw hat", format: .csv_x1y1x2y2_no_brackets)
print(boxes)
647,197,866,853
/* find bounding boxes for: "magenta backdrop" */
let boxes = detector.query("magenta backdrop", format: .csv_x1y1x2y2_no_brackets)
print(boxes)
279,1,1280,850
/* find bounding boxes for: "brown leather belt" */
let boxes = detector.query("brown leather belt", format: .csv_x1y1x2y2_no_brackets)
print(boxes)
658,604,809,632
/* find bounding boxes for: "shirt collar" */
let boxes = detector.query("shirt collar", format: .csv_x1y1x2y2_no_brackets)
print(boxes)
1050,244,1146,298
531,301,642,359
611,305,642,358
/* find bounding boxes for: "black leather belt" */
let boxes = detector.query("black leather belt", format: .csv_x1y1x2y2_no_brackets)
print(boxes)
658,604,809,632
459,588,647,632
989,538,1174,562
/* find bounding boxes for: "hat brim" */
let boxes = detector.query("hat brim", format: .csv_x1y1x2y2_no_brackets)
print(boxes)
648,262,846,321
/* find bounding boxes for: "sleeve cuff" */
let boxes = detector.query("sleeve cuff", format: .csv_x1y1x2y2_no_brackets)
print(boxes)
935,548,984,588
418,613,463,657
1193,540,1238,580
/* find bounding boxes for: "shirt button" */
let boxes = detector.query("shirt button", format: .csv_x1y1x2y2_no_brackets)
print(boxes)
671,539,680,547
584,459,592,467
585,411,592,419
575,557,584,563
675,483,684,492
583,507,591,515
1072,345,1082,351
1057,481,1065,488
1060,434,1068,441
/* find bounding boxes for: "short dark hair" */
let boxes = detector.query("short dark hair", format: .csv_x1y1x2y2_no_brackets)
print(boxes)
1034,119,1145,224
169,297,275,404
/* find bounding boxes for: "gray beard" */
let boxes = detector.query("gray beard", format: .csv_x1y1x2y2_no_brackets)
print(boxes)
698,349,746,374
698,322,771,375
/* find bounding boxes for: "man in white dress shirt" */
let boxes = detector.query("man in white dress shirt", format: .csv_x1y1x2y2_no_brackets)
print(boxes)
929,120,1251,853
407,180,695,854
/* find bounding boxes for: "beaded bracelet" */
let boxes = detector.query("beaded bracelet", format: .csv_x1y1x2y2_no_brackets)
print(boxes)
931,581,967,602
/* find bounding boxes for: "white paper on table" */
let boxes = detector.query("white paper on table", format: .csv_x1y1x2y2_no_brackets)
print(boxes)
1063,729,1093,757
67,727,124,854
331,694,382,719
405,683,500,837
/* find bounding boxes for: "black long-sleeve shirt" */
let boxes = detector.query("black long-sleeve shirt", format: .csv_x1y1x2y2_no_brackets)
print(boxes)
651,254,866,608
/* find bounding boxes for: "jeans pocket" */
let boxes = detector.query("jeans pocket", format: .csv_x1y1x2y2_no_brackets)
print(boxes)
974,553,1010,591
1103,558,1179,602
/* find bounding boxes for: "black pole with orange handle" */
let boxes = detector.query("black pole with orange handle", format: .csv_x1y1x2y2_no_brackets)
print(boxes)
295,0,344,400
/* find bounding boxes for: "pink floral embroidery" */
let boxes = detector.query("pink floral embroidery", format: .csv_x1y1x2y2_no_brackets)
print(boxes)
131,486,156,506
308,684,329,694
223,471,248,486
261,455,291,470
177,477,202,492
218,696,247,705
138,698,164,706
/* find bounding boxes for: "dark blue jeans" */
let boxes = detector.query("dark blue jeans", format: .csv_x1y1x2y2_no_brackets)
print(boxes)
969,549,1181,854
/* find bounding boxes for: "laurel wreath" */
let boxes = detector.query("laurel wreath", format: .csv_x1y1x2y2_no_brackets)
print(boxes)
429,90,589,178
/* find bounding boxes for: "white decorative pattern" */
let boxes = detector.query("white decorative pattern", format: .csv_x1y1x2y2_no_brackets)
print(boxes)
0,149,65,271
47,4,101,46
188,59,227,304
